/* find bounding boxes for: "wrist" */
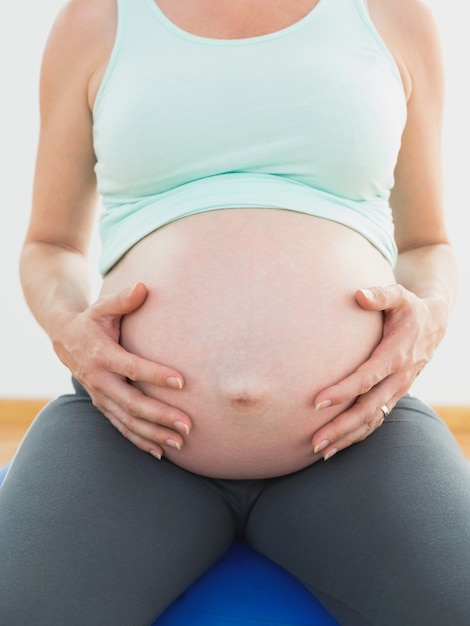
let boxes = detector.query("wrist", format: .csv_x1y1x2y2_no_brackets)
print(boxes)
45,308,82,357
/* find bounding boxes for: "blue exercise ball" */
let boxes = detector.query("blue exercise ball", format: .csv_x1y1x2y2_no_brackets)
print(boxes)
0,463,9,485
153,540,339,626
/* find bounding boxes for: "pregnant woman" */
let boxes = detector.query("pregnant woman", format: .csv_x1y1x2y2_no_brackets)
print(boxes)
1,0,469,624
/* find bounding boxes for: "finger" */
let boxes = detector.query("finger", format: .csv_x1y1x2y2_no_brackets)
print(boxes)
104,412,165,460
100,376,192,433
314,407,385,461
96,390,188,453
107,408,185,453
84,372,191,438
314,355,391,410
312,388,403,460
312,402,375,453
313,322,410,409
314,343,417,411
99,343,185,390
356,284,408,311
93,282,149,318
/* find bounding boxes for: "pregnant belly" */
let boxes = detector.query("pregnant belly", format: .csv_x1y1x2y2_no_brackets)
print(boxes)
102,209,396,478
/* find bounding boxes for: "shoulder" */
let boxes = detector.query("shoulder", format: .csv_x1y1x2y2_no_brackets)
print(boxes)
41,0,117,109
367,0,443,101
50,0,116,37
45,0,116,55
368,0,439,41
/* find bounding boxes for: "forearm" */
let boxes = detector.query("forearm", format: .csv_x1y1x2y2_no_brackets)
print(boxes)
20,241,92,343
394,242,458,322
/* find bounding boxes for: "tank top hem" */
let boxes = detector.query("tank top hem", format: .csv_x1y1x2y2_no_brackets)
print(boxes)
99,174,397,274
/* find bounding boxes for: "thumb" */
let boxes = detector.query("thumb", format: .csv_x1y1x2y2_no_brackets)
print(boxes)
95,282,149,318
355,285,398,311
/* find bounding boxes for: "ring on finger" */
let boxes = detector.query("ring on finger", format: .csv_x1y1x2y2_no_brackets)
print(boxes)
380,404,391,419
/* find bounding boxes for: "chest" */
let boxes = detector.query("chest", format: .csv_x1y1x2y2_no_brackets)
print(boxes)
92,0,407,203
153,0,321,39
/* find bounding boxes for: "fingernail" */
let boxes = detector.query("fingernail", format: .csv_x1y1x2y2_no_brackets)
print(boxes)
361,289,374,300
150,450,162,460
167,377,183,390
315,400,331,411
314,440,330,454
324,448,338,461
166,439,182,451
175,421,190,436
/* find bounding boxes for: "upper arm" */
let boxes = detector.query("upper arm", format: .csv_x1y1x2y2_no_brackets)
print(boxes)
25,0,116,256
369,0,449,253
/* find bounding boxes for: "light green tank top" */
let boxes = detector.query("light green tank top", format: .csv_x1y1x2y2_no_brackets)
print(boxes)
93,0,407,274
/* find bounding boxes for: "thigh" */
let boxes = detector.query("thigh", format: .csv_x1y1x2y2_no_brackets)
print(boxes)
246,396,470,626
0,385,235,626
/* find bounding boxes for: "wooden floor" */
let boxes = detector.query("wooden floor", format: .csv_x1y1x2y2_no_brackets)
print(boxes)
0,399,48,466
455,432,470,459
1,402,469,466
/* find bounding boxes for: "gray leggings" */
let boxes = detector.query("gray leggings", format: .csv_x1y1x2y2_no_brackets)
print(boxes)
1,380,470,626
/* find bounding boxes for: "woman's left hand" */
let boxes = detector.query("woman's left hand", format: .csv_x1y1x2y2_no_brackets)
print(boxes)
311,284,449,460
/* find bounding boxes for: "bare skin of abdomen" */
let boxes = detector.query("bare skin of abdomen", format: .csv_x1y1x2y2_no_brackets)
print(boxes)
101,209,396,478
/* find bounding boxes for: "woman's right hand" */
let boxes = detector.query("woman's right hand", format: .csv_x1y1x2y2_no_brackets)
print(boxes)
53,282,191,459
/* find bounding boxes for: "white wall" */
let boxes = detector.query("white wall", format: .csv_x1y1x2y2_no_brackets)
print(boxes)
0,1,469,402
0,0,97,397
